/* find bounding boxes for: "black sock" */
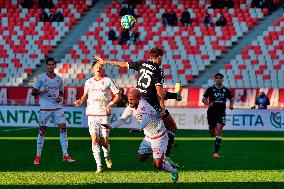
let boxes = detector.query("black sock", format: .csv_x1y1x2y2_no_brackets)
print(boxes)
164,92,178,100
166,131,175,157
214,136,222,153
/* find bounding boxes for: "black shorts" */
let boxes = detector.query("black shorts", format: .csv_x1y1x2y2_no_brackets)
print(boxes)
207,111,226,129
142,98,170,119
152,104,170,119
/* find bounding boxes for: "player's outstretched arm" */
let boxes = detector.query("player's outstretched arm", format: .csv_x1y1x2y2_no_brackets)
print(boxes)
74,94,88,106
112,106,132,129
93,55,128,68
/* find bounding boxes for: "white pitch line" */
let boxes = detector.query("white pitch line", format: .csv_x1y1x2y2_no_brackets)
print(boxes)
1,127,35,132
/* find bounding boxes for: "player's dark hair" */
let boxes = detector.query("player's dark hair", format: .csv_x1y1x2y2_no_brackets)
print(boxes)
46,57,56,65
92,59,98,68
214,73,224,78
150,47,164,58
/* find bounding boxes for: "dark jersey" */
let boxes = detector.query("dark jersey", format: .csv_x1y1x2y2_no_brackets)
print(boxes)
128,60,163,105
203,85,233,114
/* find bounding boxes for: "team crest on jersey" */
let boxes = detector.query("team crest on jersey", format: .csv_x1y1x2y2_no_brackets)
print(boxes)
140,107,146,112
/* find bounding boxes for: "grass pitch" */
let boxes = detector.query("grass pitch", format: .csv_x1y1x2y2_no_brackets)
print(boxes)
0,127,283,189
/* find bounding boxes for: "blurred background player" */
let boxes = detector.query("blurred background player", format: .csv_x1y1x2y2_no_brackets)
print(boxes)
110,88,179,183
93,47,182,165
253,90,270,109
115,88,128,107
74,61,120,173
202,73,234,158
32,57,75,165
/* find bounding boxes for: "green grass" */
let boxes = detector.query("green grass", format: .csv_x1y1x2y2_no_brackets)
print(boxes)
0,127,284,189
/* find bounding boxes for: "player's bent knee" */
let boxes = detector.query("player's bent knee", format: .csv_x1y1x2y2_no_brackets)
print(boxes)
100,137,108,145
101,142,109,148
39,126,47,135
58,124,67,132
153,161,163,170
209,130,215,137
137,153,149,162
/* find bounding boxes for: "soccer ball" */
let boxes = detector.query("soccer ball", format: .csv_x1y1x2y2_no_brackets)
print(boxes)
121,15,136,30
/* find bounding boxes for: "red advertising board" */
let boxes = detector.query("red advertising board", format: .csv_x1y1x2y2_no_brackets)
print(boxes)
0,86,283,109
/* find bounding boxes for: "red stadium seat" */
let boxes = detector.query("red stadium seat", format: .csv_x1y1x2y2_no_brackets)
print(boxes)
0,63,8,68
234,74,243,80
163,64,171,69
24,68,33,74
63,64,71,69
186,74,194,81
0,73,6,78
273,64,281,70
263,75,271,80
77,73,85,79
251,60,259,65
255,70,263,75
119,67,128,74
224,64,232,70
238,64,247,70
165,74,172,80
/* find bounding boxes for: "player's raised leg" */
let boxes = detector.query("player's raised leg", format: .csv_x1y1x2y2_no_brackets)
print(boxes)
100,137,112,169
164,81,183,101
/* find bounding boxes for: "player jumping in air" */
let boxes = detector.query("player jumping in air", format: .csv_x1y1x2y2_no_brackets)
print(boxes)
93,47,181,166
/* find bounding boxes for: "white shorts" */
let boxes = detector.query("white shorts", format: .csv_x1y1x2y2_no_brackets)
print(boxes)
88,116,110,137
138,131,168,159
39,109,66,127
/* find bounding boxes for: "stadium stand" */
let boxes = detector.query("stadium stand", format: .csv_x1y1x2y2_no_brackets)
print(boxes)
210,14,284,88
0,0,94,86
55,0,265,87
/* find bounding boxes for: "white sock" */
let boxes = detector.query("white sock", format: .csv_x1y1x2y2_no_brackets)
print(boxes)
102,144,110,158
60,131,68,156
162,161,177,173
92,143,102,168
36,133,44,156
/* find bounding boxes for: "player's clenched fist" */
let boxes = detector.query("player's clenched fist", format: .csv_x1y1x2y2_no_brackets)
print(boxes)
56,96,63,103
74,99,82,106
93,55,104,64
